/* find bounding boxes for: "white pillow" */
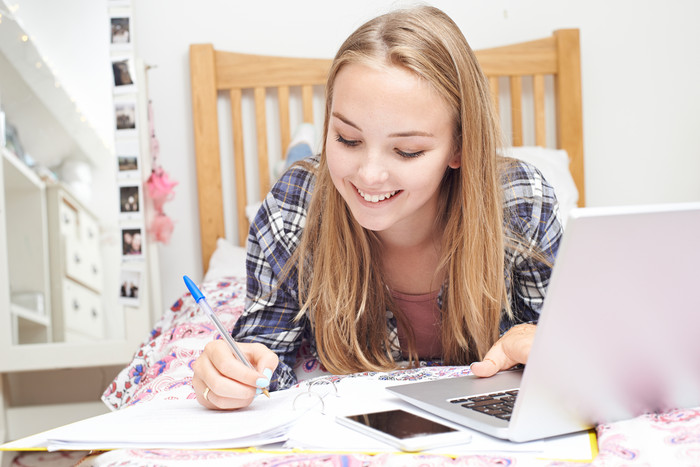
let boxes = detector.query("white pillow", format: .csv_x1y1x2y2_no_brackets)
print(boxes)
502,146,579,226
245,202,262,224
203,237,247,282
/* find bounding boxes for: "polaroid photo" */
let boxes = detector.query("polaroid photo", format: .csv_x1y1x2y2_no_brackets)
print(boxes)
117,154,140,178
118,181,142,220
114,98,138,138
110,10,133,51
118,268,141,306
116,139,140,178
111,55,137,93
120,225,144,260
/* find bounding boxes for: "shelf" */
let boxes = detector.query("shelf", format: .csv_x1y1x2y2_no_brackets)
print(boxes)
10,303,50,326
0,8,111,167
2,147,44,191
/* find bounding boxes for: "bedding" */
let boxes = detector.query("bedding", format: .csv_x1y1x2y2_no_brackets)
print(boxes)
95,273,700,466
102,273,330,410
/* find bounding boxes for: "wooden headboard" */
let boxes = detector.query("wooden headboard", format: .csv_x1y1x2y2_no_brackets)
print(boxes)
190,29,584,270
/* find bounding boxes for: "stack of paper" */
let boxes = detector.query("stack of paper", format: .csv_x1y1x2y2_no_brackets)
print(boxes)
2,398,302,451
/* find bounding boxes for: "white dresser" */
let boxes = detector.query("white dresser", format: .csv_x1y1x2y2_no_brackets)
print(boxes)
47,185,105,342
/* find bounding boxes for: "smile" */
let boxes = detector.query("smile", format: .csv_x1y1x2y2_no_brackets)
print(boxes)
356,187,399,203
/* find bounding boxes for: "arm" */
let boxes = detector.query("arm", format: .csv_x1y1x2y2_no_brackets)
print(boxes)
232,161,317,390
192,161,317,408
472,160,563,377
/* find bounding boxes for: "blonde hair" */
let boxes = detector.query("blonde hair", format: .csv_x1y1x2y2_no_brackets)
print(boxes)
294,6,506,374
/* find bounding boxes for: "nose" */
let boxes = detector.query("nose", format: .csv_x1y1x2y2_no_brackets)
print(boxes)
357,151,389,187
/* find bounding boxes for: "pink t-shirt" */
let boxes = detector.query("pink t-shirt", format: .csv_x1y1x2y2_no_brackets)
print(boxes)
391,289,442,359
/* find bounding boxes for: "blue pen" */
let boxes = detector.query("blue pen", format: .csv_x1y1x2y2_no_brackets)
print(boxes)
183,275,270,398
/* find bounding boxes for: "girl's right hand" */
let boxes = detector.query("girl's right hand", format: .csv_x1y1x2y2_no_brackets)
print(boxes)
192,340,279,410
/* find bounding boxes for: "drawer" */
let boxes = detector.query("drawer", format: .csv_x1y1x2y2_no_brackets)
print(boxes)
62,279,104,340
64,236,103,292
58,200,79,237
79,212,101,252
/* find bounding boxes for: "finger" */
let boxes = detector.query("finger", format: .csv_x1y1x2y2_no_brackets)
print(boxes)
207,340,262,387
194,341,259,409
196,354,257,409
191,372,222,410
470,324,536,378
470,345,511,378
246,343,279,392
500,323,536,364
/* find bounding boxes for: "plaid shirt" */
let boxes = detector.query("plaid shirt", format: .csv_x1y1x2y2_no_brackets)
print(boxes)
233,155,563,390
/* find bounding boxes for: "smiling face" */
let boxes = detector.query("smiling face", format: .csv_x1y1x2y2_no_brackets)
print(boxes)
326,63,460,244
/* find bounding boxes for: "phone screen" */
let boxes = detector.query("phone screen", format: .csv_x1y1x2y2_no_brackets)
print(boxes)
345,409,457,440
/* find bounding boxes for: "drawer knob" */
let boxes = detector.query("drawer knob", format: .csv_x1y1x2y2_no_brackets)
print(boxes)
74,254,81,264
91,308,98,319
73,300,80,311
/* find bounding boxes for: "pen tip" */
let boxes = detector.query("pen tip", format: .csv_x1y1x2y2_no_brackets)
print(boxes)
263,388,271,398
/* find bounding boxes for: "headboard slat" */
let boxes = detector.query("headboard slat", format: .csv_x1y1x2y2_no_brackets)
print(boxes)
254,87,271,202
230,88,249,248
510,76,523,146
278,86,292,152
301,85,314,123
488,76,500,118
533,74,546,146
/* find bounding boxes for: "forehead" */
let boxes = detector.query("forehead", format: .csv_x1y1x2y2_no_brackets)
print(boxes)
330,63,453,127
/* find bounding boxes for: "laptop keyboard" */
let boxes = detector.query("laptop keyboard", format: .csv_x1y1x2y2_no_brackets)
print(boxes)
449,389,519,421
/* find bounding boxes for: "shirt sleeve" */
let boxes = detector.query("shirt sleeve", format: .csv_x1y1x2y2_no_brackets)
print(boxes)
500,159,564,333
231,162,316,391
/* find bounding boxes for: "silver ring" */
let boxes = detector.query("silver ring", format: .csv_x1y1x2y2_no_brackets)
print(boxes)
203,386,211,402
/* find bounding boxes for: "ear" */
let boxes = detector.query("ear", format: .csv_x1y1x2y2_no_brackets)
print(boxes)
448,148,461,169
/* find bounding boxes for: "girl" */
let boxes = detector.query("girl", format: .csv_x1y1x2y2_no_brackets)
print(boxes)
192,5,562,410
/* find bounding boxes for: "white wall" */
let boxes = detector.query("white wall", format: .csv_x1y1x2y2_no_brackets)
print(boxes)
14,0,700,314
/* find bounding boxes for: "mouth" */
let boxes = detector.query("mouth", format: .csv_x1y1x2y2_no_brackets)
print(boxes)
355,186,400,203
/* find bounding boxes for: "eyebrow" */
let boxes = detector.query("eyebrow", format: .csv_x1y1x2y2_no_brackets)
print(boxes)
331,111,434,138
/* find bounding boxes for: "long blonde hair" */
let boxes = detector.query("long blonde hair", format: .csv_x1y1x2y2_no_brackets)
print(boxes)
294,6,506,373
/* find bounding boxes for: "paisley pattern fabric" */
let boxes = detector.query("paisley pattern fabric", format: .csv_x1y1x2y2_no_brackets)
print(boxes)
93,276,700,466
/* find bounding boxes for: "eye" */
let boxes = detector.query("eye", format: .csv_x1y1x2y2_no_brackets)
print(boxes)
395,149,425,159
335,134,360,148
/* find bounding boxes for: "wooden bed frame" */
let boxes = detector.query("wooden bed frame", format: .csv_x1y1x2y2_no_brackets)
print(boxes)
190,29,584,270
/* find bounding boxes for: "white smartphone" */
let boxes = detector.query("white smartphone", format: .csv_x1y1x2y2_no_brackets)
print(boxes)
336,408,472,452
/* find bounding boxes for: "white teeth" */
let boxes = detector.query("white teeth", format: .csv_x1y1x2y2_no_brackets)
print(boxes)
357,188,398,203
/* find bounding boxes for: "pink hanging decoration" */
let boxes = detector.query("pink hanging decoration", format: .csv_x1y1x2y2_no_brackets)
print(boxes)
149,212,175,244
146,168,178,213
145,100,177,244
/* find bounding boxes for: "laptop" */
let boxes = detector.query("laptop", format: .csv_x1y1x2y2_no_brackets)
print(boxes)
388,202,700,442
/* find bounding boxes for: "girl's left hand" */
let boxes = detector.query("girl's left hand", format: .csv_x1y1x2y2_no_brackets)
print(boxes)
469,323,536,377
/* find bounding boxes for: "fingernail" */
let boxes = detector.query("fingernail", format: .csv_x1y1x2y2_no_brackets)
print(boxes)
256,376,270,388
263,368,273,379
256,387,262,395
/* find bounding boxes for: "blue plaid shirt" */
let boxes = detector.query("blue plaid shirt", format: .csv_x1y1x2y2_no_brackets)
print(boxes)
233,155,563,390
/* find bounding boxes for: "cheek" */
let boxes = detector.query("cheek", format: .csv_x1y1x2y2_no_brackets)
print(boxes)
325,147,348,193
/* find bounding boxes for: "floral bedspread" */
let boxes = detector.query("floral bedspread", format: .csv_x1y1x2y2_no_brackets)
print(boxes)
6,277,699,466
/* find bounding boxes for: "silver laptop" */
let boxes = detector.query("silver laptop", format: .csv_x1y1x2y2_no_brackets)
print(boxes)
388,202,700,442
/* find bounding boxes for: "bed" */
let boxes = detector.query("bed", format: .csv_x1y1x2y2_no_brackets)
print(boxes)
5,28,700,467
